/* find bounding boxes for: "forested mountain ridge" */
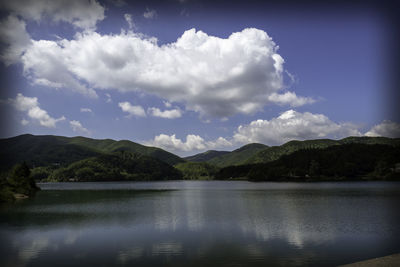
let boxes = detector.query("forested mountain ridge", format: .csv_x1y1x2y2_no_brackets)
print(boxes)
246,136,400,164
187,143,268,167
46,151,182,182
184,150,230,162
216,143,400,181
185,137,400,167
1,134,399,182
0,134,184,171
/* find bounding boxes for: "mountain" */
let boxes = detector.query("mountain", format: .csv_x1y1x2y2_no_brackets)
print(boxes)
184,150,230,162
207,143,268,167
246,139,339,164
47,151,182,182
64,136,184,165
174,162,219,180
185,143,268,167
185,136,400,169
2,134,399,182
0,134,184,171
246,137,400,164
216,143,400,181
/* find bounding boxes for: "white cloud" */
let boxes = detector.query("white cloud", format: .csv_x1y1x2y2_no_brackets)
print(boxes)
233,110,361,145
9,93,65,128
149,134,205,152
365,120,400,138
145,134,232,153
80,108,92,113
17,28,314,117
70,120,90,135
27,107,65,127
147,111,400,154
21,119,29,125
21,39,98,98
268,91,315,107
148,107,182,119
118,101,146,117
0,15,31,65
124,14,135,29
2,0,105,30
11,93,38,111
143,8,157,19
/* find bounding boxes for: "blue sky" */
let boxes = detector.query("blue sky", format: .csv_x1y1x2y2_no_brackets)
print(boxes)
0,0,399,156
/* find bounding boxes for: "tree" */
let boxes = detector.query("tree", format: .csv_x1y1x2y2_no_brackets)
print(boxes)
309,160,320,177
7,162,38,195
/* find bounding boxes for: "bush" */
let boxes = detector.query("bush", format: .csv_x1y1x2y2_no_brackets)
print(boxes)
0,162,40,202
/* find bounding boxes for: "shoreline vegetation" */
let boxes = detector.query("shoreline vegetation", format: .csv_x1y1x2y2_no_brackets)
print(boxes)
0,162,40,202
1,134,399,202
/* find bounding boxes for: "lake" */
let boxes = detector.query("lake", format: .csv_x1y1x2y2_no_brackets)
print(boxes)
1,181,400,266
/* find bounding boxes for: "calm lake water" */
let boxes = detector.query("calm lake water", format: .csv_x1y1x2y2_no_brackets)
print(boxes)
1,181,400,267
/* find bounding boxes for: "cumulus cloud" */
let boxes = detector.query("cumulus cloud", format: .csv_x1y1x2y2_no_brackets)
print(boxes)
233,110,361,145
146,111,400,154
21,39,98,98
268,91,315,107
365,120,400,138
148,107,182,119
0,15,31,65
17,28,314,117
143,8,157,19
70,120,90,135
80,108,92,113
145,134,232,153
118,101,146,117
2,0,105,30
9,93,65,128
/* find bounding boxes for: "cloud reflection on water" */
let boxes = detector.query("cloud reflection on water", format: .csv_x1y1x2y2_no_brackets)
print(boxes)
1,182,399,266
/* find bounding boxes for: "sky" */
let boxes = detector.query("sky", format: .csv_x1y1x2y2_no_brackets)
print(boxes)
0,0,399,156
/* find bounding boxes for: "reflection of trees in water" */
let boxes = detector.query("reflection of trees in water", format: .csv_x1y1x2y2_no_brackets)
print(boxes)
1,185,399,266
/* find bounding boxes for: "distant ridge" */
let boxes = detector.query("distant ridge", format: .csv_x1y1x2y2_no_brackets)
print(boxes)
1,134,399,173
185,137,400,167
187,143,268,167
0,134,184,171
184,150,230,162
246,136,400,164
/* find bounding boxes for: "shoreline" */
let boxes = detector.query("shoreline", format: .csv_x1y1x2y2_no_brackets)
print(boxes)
339,253,400,267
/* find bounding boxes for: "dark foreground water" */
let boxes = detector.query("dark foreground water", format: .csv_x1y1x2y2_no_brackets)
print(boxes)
1,181,400,267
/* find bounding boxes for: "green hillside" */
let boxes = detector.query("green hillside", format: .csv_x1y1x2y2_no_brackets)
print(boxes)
216,143,400,181
184,150,229,162
0,134,101,171
47,151,182,182
2,134,399,182
207,143,268,167
185,136,400,171
174,162,219,180
67,136,183,165
246,137,400,164
0,134,184,171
